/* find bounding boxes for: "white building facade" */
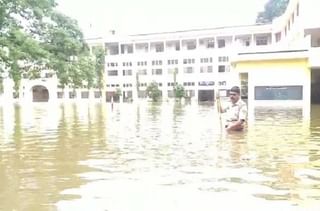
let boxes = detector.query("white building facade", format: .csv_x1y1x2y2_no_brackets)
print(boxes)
87,24,275,102
1,0,320,103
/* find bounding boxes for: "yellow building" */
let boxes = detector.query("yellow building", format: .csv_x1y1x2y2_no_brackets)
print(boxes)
232,50,311,120
231,0,320,120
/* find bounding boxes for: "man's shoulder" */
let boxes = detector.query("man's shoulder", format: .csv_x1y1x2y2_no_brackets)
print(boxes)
238,99,247,108
239,99,247,105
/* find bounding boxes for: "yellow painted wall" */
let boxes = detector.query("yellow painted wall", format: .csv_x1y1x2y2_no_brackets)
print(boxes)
235,59,309,72
234,58,311,120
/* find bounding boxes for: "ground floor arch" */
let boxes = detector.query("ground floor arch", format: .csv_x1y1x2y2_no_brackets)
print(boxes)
32,85,49,102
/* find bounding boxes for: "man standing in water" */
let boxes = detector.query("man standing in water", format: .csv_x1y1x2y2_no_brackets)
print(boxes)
217,86,247,131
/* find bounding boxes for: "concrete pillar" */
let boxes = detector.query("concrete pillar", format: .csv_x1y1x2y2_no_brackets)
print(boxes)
303,68,311,120
247,72,255,126
193,87,199,103
88,89,94,100
63,88,68,101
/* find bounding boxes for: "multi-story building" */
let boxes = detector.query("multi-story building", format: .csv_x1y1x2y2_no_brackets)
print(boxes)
86,23,274,103
1,0,320,109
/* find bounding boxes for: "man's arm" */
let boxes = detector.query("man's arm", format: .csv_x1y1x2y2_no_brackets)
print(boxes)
226,103,247,131
226,119,245,131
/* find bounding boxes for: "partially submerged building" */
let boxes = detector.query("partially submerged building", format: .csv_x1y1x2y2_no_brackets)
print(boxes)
1,0,319,118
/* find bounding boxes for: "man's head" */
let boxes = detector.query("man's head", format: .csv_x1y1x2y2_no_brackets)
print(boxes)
229,86,240,104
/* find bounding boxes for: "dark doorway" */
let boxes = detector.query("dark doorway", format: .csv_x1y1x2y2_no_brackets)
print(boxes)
32,85,49,102
240,73,248,100
311,68,320,104
106,91,120,102
198,90,214,102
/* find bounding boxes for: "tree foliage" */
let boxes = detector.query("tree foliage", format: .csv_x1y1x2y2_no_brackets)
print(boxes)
0,0,99,97
93,46,105,91
256,0,289,24
174,84,185,99
146,81,161,102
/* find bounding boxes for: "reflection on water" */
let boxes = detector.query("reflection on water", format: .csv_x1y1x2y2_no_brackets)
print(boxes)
0,102,320,211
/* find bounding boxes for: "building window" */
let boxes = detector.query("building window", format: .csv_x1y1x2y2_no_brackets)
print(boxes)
207,39,215,48
155,43,164,52
218,56,229,62
255,86,303,100
122,62,132,67
218,65,226,73
69,91,76,99
127,45,133,53
94,91,101,98
200,66,213,73
183,67,194,74
57,92,64,98
138,90,147,98
168,68,178,74
186,41,196,50
168,59,178,65
175,43,180,51
183,58,195,64
108,70,118,76
138,69,147,75
185,90,195,97
123,69,132,76
219,81,226,86
183,82,194,86
206,39,214,48
81,91,89,99
256,36,268,46
296,3,299,16
218,40,225,48
137,61,147,66
288,20,291,31
108,62,118,67
199,81,215,86
123,83,133,88
152,69,162,75
245,41,250,46
121,45,133,54
152,60,162,66
200,57,212,63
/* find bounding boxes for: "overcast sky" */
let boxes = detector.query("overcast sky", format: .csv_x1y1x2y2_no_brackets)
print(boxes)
56,0,268,37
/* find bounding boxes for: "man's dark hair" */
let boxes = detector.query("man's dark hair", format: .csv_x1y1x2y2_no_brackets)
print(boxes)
230,86,240,94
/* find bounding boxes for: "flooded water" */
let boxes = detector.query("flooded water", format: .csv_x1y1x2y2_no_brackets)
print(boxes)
0,102,319,211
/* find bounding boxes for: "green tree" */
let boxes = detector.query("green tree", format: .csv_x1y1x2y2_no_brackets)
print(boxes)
93,47,105,89
6,28,48,96
93,46,106,101
146,81,161,102
44,11,88,91
0,0,98,99
174,84,185,100
0,0,55,86
78,55,95,90
256,0,289,23
0,77,3,94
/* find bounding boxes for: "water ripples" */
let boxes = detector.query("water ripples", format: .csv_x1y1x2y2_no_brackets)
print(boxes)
0,103,320,211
